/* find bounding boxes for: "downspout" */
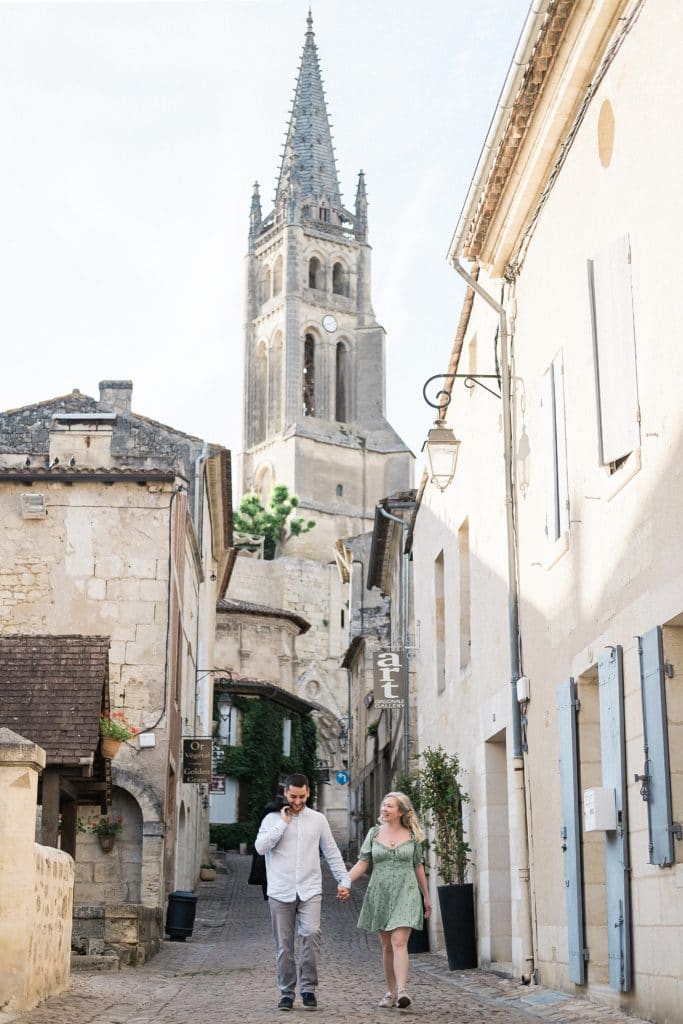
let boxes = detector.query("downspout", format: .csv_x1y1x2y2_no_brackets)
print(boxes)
452,258,534,984
377,505,410,777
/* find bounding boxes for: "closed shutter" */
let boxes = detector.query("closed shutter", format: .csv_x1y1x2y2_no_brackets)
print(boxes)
587,235,640,465
598,647,632,992
638,626,674,866
556,677,585,984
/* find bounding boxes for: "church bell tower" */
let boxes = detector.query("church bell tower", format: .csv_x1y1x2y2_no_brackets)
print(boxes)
242,12,412,556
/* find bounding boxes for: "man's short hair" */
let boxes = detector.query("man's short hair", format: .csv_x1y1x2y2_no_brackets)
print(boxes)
284,773,309,790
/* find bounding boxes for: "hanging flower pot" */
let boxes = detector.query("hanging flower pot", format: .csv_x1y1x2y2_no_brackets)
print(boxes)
79,813,124,851
99,711,138,758
100,736,122,759
98,833,116,853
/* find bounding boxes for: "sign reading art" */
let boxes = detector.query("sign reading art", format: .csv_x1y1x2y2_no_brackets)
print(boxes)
372,650,405,710
182,738,213,784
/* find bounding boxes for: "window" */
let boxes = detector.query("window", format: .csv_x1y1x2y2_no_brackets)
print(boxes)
588,235,640,468
335,342,348,422
434,551,445,693
332,261,348,296
254,342,267,444
458,520,471,672
308,256,322,289
336,483,343,497
543,353,569,544
303,334,315,416
282,718,292,758
272,255,283,296
260,265,271,305
269,333,283,435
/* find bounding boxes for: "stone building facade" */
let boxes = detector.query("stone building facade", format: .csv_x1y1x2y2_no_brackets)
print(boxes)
228,13,413,838
0,379,232,960
412,2,683,1021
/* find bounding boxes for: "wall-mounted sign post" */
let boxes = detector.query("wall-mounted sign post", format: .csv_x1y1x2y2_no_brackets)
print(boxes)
372,651,405,711
182,738,213,784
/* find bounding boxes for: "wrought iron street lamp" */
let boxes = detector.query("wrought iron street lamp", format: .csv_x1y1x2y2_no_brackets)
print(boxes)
422,421,461,491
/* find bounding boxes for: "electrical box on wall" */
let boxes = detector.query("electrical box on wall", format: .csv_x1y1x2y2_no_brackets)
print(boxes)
583,787,617,831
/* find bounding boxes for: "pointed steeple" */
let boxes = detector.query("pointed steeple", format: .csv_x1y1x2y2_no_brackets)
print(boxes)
354,170,368,241
275,11,342,217
249,181,262,247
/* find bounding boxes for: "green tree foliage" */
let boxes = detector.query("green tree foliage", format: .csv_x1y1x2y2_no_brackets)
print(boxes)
233,484,316,559
211,696,318,850
416,745,472,885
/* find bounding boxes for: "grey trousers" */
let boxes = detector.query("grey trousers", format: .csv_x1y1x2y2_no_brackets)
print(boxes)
268,894,322,996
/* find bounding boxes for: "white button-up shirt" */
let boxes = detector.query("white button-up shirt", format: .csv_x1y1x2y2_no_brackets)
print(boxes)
255,806,351,901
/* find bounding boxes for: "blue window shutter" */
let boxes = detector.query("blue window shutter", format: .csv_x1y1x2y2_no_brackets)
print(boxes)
638,626,674,866
598,646,632,992
556,677,585,984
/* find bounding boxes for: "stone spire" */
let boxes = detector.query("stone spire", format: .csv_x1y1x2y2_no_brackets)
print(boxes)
354,169,368,241
248,181,262,246
275,11,342,215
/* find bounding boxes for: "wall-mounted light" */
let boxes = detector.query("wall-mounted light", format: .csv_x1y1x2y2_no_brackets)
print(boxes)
338,715,349,751
422,421,461,491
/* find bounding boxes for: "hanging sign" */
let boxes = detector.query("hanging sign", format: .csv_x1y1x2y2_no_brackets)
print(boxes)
372,651,405,710
182,738,213,784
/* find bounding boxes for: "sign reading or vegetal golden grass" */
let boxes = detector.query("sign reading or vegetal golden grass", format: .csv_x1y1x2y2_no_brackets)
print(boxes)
182,738,213,783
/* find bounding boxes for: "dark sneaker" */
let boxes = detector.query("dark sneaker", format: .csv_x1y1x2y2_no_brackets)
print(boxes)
302,992,318,1010
278,995,294,1011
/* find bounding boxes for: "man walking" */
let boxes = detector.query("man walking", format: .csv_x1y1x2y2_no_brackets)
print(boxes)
255,773,350,1011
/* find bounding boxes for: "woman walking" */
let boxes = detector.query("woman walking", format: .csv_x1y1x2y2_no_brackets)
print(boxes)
342,791,431,1009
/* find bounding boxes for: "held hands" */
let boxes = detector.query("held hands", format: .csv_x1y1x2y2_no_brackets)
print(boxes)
423,897,432,918
336,885,350,901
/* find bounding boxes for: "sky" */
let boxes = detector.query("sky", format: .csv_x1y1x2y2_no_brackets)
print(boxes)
0,0,530,485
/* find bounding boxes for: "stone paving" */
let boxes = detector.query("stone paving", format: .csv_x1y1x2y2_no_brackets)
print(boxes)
1,853,651,1024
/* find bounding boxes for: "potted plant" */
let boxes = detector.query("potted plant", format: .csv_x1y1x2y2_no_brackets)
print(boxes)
79,813,124,852
416,745,476,969
99,711,138,758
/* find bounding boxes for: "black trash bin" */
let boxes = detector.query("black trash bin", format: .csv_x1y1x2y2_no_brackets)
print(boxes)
165,890,198,942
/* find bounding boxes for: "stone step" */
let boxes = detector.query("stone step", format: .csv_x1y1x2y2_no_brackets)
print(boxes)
70,954,120,973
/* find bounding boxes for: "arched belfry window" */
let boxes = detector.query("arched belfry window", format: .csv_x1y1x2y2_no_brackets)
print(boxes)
308,257,322,290
303,334,316,416
332,261,348,297
260,265,271,305
336,341,349,422
269,332,283,435
272,255,283,296
255,341,268,443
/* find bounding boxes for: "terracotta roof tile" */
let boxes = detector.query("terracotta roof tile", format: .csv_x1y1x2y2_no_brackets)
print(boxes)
0,634,110,765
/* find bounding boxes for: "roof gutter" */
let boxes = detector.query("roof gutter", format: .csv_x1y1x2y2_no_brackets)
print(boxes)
447,0,551,265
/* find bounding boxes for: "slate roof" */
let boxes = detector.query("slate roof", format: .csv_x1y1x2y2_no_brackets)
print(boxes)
0,634,110,765
275,12,343,211
217,598,310,634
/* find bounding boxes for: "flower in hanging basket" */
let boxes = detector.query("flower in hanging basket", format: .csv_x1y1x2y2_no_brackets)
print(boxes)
78,813,124,838
99,711,138,742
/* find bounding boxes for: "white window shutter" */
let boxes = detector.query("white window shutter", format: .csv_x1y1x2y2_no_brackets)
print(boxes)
588,235,640,465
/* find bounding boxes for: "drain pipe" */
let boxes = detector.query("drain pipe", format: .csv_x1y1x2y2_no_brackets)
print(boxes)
452,258,534,983
377,505,410,777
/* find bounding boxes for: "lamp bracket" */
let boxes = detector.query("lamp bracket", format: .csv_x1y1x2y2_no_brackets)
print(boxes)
422,373,501,408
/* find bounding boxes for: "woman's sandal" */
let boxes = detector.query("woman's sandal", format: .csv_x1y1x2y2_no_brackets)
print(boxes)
379,992,397,1008
397,991,412,1008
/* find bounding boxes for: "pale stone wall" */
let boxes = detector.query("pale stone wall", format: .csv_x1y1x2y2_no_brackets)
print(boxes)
415,0,683,1019
0,730,74,1013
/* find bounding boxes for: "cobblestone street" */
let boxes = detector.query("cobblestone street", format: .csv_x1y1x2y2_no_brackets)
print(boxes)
1,854,650,1024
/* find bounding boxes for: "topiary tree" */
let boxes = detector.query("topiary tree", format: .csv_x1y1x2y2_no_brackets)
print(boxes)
233,484,315,559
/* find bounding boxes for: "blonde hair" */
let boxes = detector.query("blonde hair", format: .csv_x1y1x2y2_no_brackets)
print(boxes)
378,791,426,843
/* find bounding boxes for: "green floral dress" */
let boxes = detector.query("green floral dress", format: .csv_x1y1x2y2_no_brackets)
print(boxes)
356,825,424,932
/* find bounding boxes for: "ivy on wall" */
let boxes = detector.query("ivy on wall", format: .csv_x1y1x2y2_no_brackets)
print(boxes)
211,695,318,849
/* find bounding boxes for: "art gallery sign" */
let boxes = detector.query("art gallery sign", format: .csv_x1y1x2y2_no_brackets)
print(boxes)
372,650,405,710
